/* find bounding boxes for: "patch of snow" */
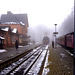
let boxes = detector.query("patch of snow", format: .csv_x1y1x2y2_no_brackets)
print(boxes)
20,22,25,25
1,27,9,31
42,68,49,75
29,43,32,45
0,60,2,62
2,22,20,24
0,36,5,39
33,49,37,51
45,45,49,50
60,53,66,57
19,45,29,48
42,50,50,75
24,45,29,47
12,28,17,33
0,49,7,53
19,46,23,47
66,50,73,56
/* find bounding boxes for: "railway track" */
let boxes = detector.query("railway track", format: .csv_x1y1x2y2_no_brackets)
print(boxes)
0,45,40,70
0,45,48,75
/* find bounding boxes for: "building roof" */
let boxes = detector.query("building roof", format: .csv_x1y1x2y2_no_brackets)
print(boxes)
0,11,28,26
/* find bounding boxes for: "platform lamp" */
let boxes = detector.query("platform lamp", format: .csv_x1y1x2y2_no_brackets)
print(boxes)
53,24,58,48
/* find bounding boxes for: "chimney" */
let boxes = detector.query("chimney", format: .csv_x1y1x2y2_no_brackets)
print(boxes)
7,11,12,14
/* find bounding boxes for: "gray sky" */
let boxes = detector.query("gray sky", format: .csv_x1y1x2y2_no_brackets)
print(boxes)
0,0,74,43
0,0,74,28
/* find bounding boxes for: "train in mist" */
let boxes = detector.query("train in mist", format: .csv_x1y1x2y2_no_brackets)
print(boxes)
43,36,50,45
56,9,74,54
57,32,74,54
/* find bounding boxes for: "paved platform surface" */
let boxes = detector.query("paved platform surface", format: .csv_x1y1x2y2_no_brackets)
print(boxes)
46,45,73,75
0,44,40,63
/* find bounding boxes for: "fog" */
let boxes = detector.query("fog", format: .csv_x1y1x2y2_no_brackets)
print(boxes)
28,25,54,44
57,9,74,37
28,8,74,44
0,0,73,44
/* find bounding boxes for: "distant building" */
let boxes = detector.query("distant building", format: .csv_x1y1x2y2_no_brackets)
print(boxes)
0,11,30,46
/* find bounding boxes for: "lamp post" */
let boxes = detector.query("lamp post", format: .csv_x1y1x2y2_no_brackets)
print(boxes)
55,24,57,33
53,24,58,48
55,24,57,48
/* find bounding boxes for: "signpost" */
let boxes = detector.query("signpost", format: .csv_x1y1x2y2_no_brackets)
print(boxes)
53,24,58,48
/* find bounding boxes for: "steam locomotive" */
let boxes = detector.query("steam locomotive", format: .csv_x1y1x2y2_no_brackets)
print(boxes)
57,32,74,54
43,36,50,45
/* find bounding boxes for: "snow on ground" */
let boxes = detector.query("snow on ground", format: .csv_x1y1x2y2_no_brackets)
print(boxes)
0,60,2,61
0,49,7,53
42,50,50,75
19,45,29,48
66,50,73,56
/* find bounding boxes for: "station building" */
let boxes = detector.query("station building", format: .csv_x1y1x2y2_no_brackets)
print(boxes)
0,11,30,48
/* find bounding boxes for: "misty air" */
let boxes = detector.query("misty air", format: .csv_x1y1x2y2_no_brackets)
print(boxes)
0,0,74,75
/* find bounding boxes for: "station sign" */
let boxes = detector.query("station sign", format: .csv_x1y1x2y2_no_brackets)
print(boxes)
53,32,58,34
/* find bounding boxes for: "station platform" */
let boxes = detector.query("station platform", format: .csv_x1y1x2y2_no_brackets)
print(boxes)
44,45,73,75
0,44,40,63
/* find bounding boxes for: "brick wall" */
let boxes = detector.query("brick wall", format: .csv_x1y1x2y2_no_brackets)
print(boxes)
0,23,29,46
4,32,12,47
0,24,27,35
